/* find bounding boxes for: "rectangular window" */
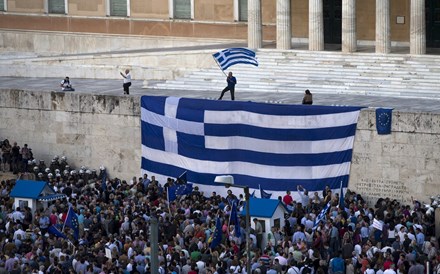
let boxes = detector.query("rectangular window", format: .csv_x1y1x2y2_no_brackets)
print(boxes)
0,0,4,11
274,218,280,229
174,0,191,19
239,0,248,21
110,0,127,17
48,0,65,14
19,200,29,210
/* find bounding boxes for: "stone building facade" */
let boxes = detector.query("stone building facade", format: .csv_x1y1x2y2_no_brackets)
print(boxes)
0,0,439,53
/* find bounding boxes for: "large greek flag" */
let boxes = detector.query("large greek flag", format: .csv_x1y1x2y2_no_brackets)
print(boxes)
213,48,258,71
141,96,362,196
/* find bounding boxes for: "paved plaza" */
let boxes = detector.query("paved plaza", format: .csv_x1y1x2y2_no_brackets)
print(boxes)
1,76,440,113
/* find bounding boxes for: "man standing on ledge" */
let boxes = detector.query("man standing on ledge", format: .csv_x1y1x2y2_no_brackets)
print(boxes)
120,69,132,95
218,72,237,100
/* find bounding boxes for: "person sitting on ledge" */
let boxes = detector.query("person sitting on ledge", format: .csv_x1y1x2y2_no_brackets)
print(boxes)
60,76,75,91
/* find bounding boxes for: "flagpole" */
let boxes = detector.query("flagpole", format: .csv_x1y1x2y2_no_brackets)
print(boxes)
167,189,172,215
212,55,228,77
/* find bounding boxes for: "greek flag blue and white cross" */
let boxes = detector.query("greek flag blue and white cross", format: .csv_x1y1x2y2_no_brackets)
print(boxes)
141,96,363,196
213,48,258,71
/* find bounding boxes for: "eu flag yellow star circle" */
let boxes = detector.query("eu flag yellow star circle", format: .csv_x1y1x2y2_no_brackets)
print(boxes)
378,111,391,127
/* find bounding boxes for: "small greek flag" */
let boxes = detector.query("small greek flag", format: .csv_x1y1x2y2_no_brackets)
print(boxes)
213,48,259,71
259,184,272,199
313,202,331,230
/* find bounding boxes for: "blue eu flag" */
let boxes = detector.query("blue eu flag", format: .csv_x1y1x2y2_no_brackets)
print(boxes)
210,217,223,249
168,183,193,202
376,108,393,135
229,202,241,238
64,207,79,240
48,225,67,239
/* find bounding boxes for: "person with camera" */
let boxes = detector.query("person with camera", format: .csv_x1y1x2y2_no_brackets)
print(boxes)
120,69,132,95
60,76,75,91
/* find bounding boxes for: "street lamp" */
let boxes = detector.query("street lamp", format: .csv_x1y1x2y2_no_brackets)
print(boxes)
214,175,251,274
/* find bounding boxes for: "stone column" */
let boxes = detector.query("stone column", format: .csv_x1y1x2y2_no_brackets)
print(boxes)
309,0,324,51
248,0,263,49
376,0,391,54
277,0,291,50
342,0,357,52
410,0,426,55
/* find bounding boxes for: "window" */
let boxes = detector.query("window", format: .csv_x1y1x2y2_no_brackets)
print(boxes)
110,0,127,17
19,200,29,210
48,0,65,14
239,0,248,21
0,0,5,11
174,0,191,19
274,218,280,229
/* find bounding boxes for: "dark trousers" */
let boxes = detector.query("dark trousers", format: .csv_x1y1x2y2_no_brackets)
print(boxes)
123,82,131,94
219,86,235,100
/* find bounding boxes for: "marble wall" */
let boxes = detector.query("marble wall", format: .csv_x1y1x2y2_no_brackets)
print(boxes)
1,90,439,205
350,109,440,205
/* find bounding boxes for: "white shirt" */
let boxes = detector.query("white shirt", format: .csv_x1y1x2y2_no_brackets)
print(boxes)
123,72,131,83
11,211,24,223
288,267,300,274
13,228,26,240
384,269,397,274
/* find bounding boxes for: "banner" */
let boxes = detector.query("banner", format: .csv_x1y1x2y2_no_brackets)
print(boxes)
141,96,363,193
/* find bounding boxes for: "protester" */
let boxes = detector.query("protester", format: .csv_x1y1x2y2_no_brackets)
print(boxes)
218,72,237,101
120,69,132,95
302,89,313,105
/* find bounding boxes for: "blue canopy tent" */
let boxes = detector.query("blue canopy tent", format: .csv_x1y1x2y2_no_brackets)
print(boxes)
10,180,66,215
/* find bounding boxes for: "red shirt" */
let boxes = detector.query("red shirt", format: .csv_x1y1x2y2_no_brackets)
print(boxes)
383,259,393,270
49,214,58,225
283,194,293,205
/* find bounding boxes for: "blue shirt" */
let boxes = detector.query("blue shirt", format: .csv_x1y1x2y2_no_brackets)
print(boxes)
416,232,425,246
227,76,237,88
361,226,369,238
330,257,345,273
292,231,306,244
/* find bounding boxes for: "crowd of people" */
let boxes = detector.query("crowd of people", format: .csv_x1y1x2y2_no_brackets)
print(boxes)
0,139,439,274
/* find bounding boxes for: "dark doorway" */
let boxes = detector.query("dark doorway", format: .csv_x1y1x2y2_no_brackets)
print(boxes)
323,0,342,45
426,0,440,47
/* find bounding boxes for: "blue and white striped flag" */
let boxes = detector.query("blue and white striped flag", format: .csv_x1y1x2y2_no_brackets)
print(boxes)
141,96,362,196
313,202,331,230
213,48,258,71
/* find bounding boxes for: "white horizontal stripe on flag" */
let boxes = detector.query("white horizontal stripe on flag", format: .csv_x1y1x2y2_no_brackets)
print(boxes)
142,145,351,180
141,107,204,136
204,110,360,129
205,136,355,154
